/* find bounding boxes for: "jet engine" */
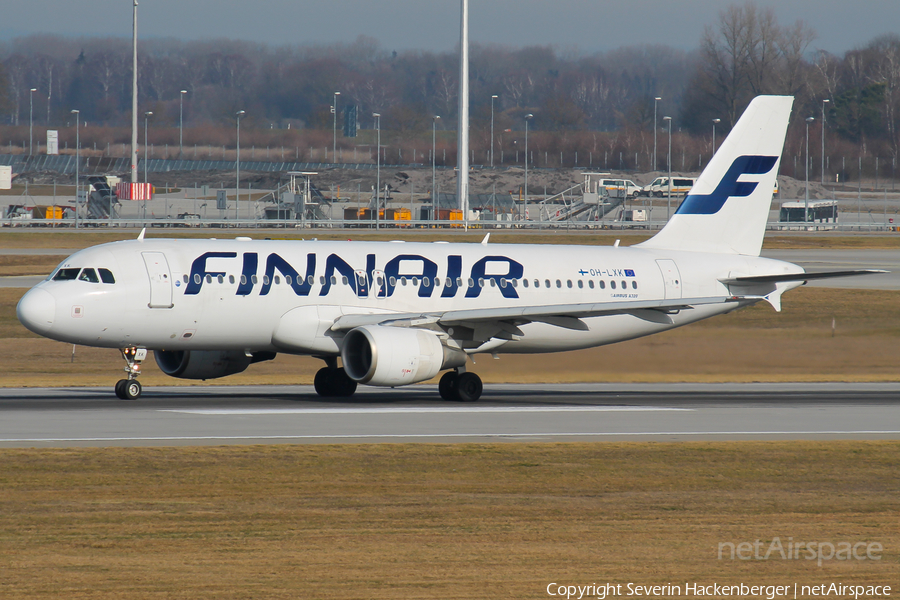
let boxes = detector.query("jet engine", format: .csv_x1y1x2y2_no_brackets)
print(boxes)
154,350,274,380
341,326,466,387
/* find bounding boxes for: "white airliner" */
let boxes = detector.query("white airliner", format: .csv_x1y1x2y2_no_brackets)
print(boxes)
17,96,879,401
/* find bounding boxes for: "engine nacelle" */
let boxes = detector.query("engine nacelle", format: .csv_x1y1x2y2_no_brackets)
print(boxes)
341,326,466,387
154,350,253,380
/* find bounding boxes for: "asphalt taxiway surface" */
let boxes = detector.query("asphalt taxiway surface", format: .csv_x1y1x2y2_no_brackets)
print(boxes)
1,383,898,448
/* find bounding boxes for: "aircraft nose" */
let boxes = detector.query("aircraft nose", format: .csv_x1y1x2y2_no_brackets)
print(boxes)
17,288,56,335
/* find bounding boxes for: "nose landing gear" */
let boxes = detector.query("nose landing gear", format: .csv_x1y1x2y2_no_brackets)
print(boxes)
115,347,146,400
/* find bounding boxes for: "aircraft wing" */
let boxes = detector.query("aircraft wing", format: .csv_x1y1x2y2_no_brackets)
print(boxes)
329,295,752,335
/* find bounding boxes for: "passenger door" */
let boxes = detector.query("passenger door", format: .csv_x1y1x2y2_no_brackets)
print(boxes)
142,251,174,308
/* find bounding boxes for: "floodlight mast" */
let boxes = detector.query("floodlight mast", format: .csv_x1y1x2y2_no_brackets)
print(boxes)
131,0,139,184
457,0,469,231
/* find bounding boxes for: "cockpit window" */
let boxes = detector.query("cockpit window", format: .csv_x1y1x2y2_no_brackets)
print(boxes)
98,268,116,284
53,268,81,281
78,268,100,283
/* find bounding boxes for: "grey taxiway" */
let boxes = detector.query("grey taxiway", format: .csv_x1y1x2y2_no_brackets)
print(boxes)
0,383,898,448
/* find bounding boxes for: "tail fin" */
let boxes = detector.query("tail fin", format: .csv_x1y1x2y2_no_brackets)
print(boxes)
637,95,794,256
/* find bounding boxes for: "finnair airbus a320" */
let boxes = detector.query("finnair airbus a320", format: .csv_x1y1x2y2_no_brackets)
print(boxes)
17,96,878,400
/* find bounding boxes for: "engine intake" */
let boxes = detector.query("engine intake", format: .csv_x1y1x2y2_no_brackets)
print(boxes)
155,350,273,380
341,326,465,387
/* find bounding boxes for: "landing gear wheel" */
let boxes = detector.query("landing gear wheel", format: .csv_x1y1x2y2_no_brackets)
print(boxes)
454,372,483,402
438,371,457,401
314,367,358,398
116,379,141,400
314,367,334,397
123,380,142,400
333,368,357,397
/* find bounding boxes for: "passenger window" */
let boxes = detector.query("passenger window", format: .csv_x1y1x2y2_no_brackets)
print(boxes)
341,276,348,285
217,275,224,284
490,279,496,287
556,280,562,288
611,281,616,289
319,276,325,285
53,268,81,281
240,275,247,285
181,274,188,284
229,275,235,284
263,276,270,285
412,277,418,286
423,277,430,287
544,279,550,288
456,278,463,287
205,275,212,283
621,280,627,289
275,276,282,285
389,276,397,286
308,276,315,285
78,268,99,283
401,277,407,286
632,281,638,289
286,275,292,285
330,276,337,285
478,278,485,288
523,279,529,288
194,274,202,285
588,280,594,289
599,280,606,289
99,268,116,284
252,275,259,284
468,278,475,287
577,280,584,289
566,280,573,288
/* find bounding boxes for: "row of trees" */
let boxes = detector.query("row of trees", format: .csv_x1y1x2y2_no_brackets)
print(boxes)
1,1,898,169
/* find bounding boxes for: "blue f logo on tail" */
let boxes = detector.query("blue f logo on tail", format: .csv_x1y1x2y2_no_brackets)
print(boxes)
676,155,778,215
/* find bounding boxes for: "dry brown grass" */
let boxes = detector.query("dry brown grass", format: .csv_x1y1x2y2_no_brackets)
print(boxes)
0,442,896,599
2,286,899,387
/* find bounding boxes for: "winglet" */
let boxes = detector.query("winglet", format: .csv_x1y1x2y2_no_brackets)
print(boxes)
137,228,146,241
481,233,490,245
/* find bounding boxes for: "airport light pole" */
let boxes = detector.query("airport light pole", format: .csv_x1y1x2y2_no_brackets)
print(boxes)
712,118,721,156
179,90,187,157
71,109,79,229
144,111,152,184
524,113,533,222
236,110,245,210
821,98,830,184
332,91,340,164
29,88,37,156
374,112,381,231
490,94,498,168
432,115,440,224
663,115,672,221
653,96,661,170
805,116,814,223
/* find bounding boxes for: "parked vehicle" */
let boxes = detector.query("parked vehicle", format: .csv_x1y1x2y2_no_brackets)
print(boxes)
598,179,642,198
641,177,696,197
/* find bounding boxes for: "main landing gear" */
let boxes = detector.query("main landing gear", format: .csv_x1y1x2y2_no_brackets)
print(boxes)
439,368,483,402
314,358,358,398
115,347,146,400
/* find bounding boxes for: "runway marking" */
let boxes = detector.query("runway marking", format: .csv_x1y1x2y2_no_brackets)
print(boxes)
160,406,693,415
2,430,899,444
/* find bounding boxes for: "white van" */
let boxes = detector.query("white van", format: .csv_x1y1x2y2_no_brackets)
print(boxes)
599,179,642,198
641,176,696,197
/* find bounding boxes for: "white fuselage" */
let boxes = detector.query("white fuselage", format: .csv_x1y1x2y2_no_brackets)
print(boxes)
18,237,801,356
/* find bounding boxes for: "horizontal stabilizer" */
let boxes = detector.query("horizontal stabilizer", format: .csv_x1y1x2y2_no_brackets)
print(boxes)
720,269,886,285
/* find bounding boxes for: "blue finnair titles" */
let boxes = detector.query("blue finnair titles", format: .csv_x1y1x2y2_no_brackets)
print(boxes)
16,95,884,401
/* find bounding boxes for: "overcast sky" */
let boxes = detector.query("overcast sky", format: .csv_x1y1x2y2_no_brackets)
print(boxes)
4,0,898,56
